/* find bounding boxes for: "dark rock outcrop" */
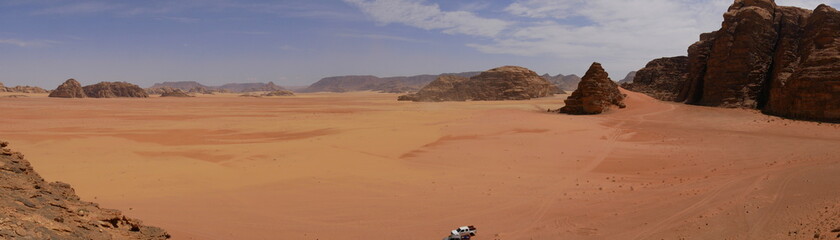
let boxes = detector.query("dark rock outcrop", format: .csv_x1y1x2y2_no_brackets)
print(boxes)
398,66,557,102
634,0,839,122
83,82,149,98
262,90,295,96
0,141,170,239
48,79,86,98
558,63,626,115
621,57,689,101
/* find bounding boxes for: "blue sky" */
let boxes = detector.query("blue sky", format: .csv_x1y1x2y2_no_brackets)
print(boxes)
1,0,835,88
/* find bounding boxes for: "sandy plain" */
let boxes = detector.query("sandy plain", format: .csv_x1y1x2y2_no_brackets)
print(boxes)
1,91,839,240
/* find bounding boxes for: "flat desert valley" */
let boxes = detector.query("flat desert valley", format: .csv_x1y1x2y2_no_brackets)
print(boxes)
1,91,839,240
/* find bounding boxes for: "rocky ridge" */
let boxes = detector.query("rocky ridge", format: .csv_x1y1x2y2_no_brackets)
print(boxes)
398,66,557,102
557,62,626,115
0,141,170,239
83,82,149,98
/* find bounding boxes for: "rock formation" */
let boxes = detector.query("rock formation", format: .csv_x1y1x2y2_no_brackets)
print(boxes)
398,66,557,102
83,82,149,98
262,90,295,96
159,88,192,97
558,63,626,115
0,141,170,239
631,0,839,122
303,72,481,93
0,82,49,94
763,4,840,121
621,57,689,101
48,79,86,98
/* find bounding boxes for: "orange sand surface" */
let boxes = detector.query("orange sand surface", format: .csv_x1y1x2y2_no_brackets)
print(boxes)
1,91,839,239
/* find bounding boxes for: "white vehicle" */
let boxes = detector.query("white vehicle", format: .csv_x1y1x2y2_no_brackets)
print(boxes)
443,226,477,240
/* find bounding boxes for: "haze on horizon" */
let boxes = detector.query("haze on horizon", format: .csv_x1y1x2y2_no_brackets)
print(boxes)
1,0,835,88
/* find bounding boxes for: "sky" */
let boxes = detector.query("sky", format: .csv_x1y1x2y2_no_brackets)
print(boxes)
0,0,836,88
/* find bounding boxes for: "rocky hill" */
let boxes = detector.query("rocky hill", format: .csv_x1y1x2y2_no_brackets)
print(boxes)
557,62,626,115
158,88,192,97
626,0,839,122
83,82,149,98
149,81,208,91
398,66,557,102
0,141,169,239
303,72,481,93
0,82,49,94
48,79,86,98
621,57,688,101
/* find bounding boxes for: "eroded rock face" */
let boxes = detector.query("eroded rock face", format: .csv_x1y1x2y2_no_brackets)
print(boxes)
764,5,840,121
398,66,557,102
83,82,149,98
558,62,626,115
0,141,170,239
634,0,838,122
622,57,689,101
48,79,86,98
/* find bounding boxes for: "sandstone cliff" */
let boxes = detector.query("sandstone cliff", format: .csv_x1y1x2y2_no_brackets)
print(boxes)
83,82,149,98
0,141,169,239
622,57,689,101
0,83,49,94
630,0,839,122
398,66,557,102
48,79,86,98
558,62,626,115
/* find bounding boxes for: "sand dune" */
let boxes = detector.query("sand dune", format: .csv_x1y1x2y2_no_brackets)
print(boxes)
1,91,838,239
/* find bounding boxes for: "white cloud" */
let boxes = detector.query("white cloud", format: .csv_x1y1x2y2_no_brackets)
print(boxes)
0,38,59,47
336,33,426,43
505,0,583,18
342,0,511,37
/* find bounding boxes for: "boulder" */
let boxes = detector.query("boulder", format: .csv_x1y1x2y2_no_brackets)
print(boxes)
398,66,557,102
48,79,86,98
558,62,627,115
0,141,170,239
83,82,149,98
622,57,689,101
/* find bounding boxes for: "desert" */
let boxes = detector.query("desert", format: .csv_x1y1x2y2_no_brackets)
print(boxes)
2,0,840,239
1,89,839,239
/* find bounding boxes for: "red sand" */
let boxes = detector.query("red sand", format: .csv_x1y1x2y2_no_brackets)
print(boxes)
1,91,838,239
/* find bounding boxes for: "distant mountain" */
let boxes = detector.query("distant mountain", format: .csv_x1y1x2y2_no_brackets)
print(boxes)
302,72,482,93
617,71,637,85
541,74,582,91
148,81,285,93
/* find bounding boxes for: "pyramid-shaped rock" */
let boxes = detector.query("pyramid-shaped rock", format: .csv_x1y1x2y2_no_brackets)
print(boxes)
559,63,626,115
